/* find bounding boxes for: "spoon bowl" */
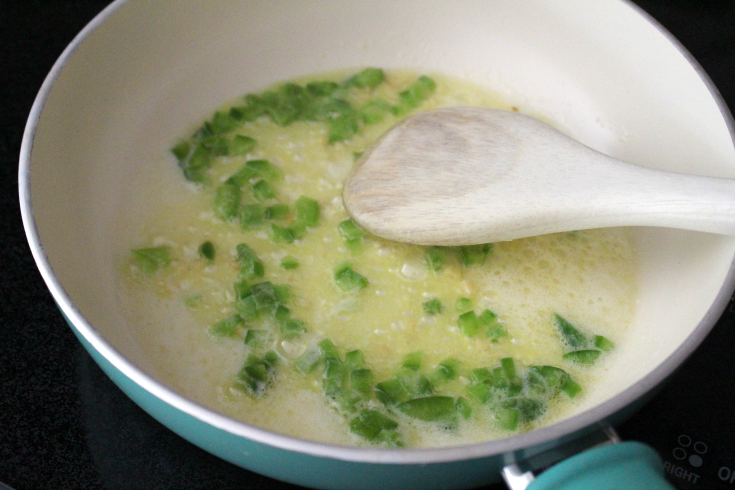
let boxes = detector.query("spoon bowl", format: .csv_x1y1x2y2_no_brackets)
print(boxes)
344,107,735,245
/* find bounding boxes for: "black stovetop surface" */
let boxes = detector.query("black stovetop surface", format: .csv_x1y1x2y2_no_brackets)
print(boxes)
2,2,735,489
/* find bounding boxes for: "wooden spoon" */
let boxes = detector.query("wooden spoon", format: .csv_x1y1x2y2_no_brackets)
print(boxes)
343,107,735,245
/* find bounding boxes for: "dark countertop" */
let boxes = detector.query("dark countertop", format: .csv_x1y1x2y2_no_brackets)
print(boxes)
2,2,735,489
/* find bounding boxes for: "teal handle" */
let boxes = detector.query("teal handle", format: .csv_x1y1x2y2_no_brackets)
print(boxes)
528,441,676,490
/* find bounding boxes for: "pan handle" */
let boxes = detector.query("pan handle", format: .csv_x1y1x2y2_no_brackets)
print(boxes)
515,441,676,490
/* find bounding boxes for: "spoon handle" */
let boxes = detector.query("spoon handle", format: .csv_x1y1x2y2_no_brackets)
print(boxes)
568,155,735,237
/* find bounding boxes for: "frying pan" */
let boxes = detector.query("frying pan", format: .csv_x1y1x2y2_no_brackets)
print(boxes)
19,1,735,488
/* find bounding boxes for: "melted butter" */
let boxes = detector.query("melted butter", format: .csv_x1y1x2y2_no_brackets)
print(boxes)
118,70,637,447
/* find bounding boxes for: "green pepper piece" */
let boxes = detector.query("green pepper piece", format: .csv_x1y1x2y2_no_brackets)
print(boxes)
265,203,291,220
561,378,582,397
554,314,587,349
470,367,494,384
323,358,347,397
239,203,265,229
483,315,503,331
349,409,398,441
260,88,299,127
171,140,190,162
198,241,215,261
333,389,365,413
360,99,392,124
236,243,264,279
344,350,366,370
244,329,269,348
236,352,278,396
417,374,434,396
500,397,545,423
226,164,257,187
392,75,437,115
295,345,323,373
240,94,268,120
458,311,479,337
243,360,268,383
232,101,266,122
344,68,385,89
295,196,320,226
328,113,359,143
397,396,456,421
402,351,423,371
563,349,601,365
527,365,555,393
280,319,306,339
229,134,257,155
200,137,230,159
486,324,509,342
422,298,443,315
132,246,173,273
455,297,472,312
458,244,492,267
228,106,245,120
270,224,296,244
467,368,495,403
334,263,368,291
246,159,282,181
318,338,340,362
500,357,523,396
455,397,472,419
375,375,412,405
179,144,211,182
423,246,446,272
537,365,568,387
495,407,519,431
338,219,365,241
252,179,276,201
209,314,242,337
286,222,307,241
303,97,352,122
280,255,299,269
233,278,252,301
272,283,289,304
435,358,461,381
345,238,363,254
373,429,403,447
235,295,258,321
263,350,279,366
350,369,373,395
528,365,581,398
306,81,340,96
478,309,497,326
209,110,239,134
213,183,241,222
594,335,615,352
274,304,290,324
249,282,278,313
468,383,492,404
202,136,229,157
500,357,517,379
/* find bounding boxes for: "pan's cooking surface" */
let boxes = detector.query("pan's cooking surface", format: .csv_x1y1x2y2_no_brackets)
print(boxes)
2,1,735,489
